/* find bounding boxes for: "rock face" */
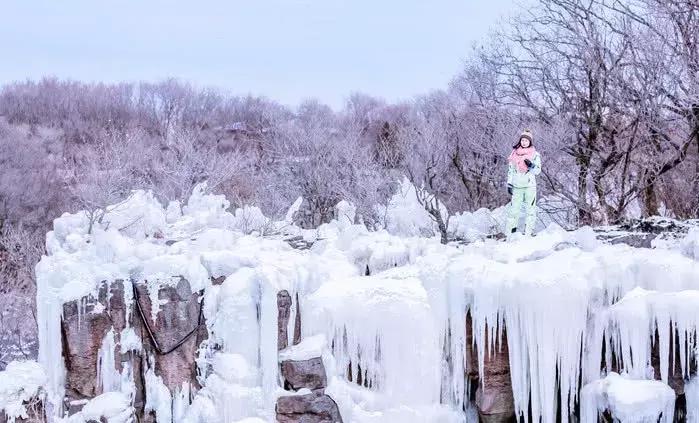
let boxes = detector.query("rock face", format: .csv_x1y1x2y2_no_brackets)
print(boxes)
134,278,206,391
60,278,206,421
651,326,685,396
595,216,697,249
609,233,657,248
62,280,127,401
278,290,303,352
276,290,343,423
476,329,515,423
281,358,327,392
465,312,516,423
57,281,693,423
278,290,293,351
276,393,343,423
59,282,344,423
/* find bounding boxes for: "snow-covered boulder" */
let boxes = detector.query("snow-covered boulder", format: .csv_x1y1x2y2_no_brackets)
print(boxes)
581,373,675,423
77,391,134,423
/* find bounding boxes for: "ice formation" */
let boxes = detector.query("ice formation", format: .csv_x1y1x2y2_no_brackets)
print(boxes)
581,372,675,423
30,181,699,422
65,391,135,423
0,361,46,423
376,177,448,238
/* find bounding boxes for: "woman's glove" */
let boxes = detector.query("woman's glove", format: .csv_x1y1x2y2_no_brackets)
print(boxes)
507,184,513,196
524,158,534,170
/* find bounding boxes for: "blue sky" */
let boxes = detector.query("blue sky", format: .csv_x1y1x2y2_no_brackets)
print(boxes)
1,1,514,109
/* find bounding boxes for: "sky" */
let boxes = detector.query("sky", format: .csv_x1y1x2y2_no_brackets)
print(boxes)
0,0,514,109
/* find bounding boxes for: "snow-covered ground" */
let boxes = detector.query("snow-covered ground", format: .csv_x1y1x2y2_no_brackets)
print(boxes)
16,181,699,422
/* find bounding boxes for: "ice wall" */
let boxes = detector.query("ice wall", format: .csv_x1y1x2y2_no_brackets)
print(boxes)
34,183,699,423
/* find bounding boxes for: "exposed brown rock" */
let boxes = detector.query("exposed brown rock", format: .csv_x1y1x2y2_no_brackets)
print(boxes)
134,278,205,391
276,392,343,423
281,358,327,392
466,311,515,423
61,276,206,422
464,312,479,392
61,280,126,399
293,292,302,346
651,325,685,396
278,290,292,351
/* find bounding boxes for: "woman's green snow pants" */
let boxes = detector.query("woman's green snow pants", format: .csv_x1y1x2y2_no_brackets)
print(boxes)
507,186,537,235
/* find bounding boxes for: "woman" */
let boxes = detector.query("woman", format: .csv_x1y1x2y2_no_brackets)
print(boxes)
506,129,542,236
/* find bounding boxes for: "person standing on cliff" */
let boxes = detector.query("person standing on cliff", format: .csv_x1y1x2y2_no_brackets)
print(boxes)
506,129,542,236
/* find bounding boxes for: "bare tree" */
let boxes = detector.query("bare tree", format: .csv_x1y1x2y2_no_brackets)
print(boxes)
0,225,43,366
474,0,698,224
399,98,455,244
69,130,153,233
266,105,386,227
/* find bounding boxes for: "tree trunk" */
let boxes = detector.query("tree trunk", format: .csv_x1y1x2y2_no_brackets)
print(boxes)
592,170,617,224
643,179,659,217
695,137,699,215
427,205,449,245
577,154,592,225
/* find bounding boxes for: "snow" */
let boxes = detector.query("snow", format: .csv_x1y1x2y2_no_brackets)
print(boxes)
79,391,134,423
581,373,675,423
35,181,699,423
335,200,357,226
279,334,327,361
681,227,699,260
231,206,270,235
449,206,504,241
376,177,446,238
0,361,46,423
119,327,142,354
284,197,303,224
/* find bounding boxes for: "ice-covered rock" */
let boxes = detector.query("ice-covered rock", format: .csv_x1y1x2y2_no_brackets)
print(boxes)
581,373,675,423
77,391,134,423
35,184,699,423
62,280,128,400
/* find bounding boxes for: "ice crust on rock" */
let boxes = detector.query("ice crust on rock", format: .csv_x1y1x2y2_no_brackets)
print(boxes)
33,181,699,423
581,373,675,423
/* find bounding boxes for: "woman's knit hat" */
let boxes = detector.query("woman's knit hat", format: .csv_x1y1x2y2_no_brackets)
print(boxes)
513,129,534,148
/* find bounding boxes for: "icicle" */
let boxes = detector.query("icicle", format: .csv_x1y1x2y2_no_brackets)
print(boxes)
144,366,173,423
172,383,191,423
97,328,120,393
258,274,278,410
